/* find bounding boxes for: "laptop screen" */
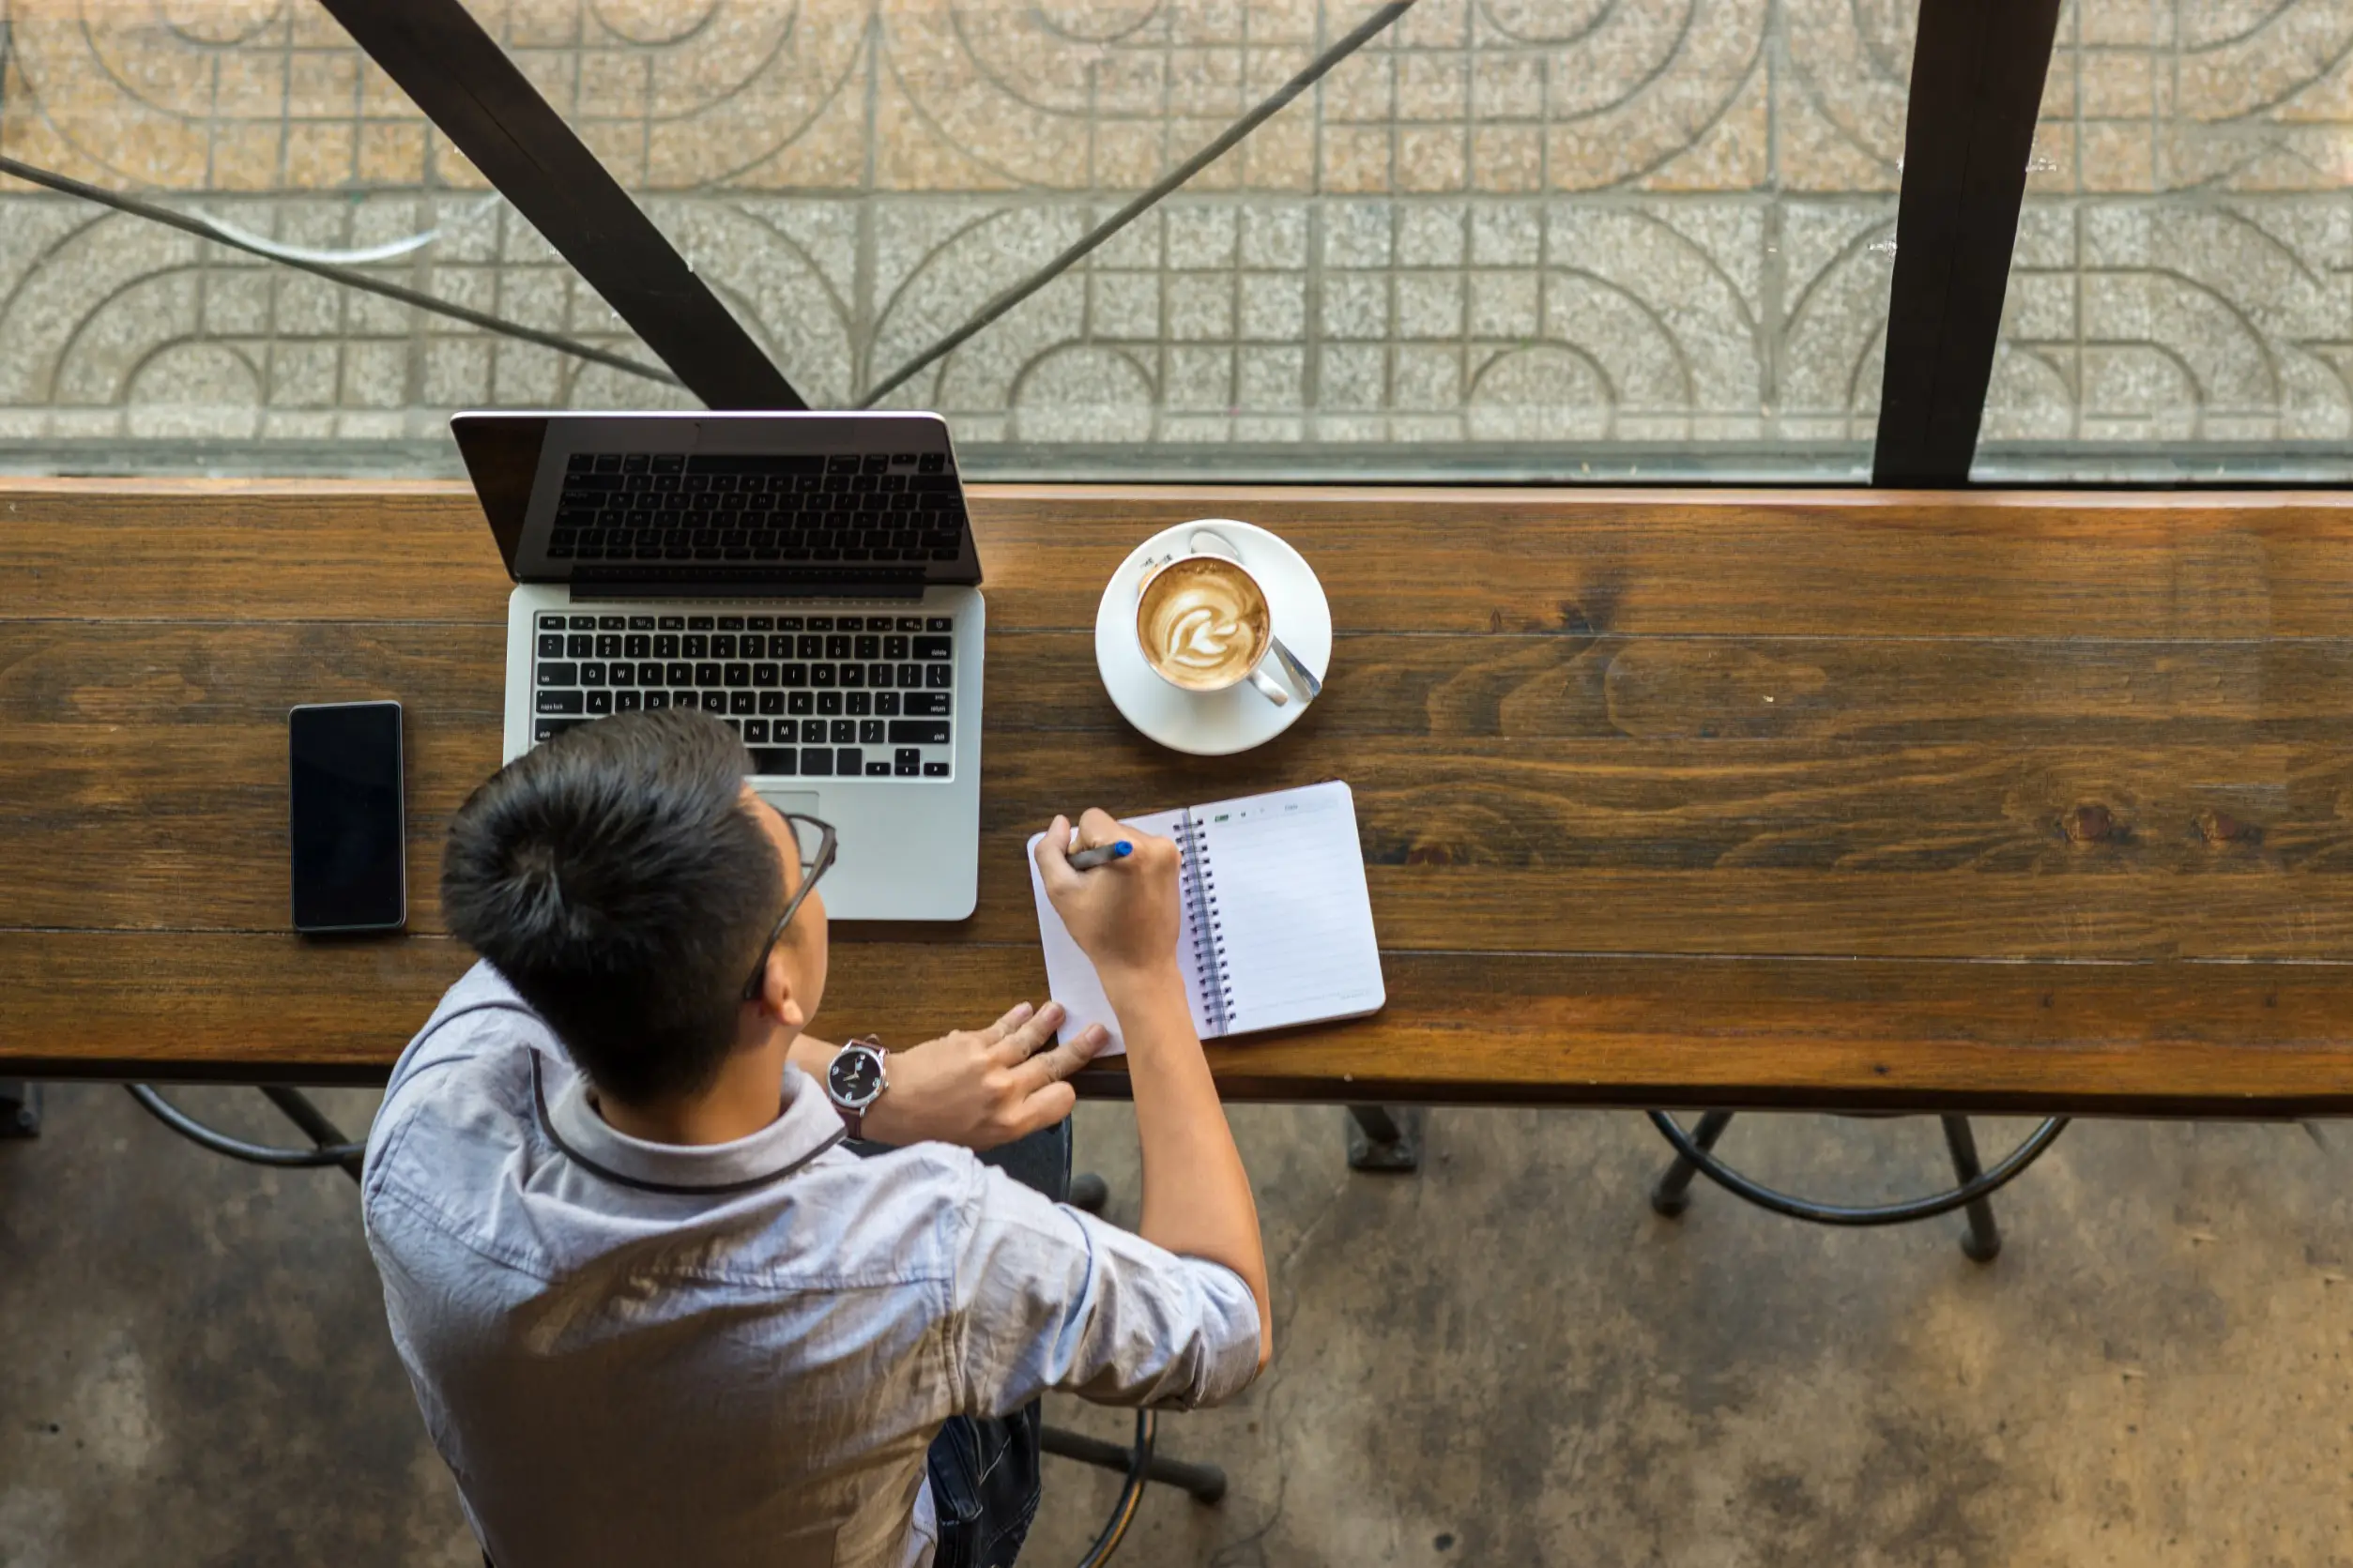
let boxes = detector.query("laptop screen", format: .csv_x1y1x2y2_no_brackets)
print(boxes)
451,411,980,593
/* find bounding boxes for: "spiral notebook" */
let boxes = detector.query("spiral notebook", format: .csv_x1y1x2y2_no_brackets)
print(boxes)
1024,780,1384,1054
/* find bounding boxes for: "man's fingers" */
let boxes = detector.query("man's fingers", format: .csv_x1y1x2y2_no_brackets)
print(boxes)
975,1000,1034,1047
1014,1081,1078,1137
1076,806,1125,849
1009,1023,1108,1091
1034,814,1078,891
985,1001,1064,1064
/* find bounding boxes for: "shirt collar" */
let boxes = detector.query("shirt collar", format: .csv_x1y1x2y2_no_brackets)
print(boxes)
534,1052,846,1196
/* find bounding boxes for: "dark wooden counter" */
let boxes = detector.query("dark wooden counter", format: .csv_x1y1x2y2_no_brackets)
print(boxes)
4,480,2350,1114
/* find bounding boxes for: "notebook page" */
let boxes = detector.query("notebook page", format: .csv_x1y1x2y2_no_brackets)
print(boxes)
1193,781,1384,1036
1024,808,1211,1056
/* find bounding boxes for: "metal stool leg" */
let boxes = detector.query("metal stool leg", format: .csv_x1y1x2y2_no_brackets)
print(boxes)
0,1081,39,1138
1649,1109,1734,1217
1940,1116,2001,1263
1344,1104,1423,1171
1041,1423,1228,1504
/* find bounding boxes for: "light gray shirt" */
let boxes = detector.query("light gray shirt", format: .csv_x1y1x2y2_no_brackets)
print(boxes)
362,964,1261,1568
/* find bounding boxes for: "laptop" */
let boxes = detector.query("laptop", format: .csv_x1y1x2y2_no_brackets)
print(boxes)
451,410,983,921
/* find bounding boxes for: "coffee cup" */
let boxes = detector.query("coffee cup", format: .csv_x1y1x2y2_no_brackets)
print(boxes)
1134,528,1322,708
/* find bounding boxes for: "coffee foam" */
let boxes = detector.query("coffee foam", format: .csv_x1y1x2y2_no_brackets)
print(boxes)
1138,558,1269,690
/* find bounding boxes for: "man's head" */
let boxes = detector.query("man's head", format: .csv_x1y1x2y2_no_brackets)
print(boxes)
441,708,825,1104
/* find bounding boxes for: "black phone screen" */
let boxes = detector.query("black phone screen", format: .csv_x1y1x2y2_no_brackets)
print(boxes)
288,701,406,933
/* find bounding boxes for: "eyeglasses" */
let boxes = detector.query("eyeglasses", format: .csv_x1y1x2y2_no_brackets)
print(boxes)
741,806,837,1001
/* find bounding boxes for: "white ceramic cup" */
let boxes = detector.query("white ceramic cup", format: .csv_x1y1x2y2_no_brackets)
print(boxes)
1133,526,1322,708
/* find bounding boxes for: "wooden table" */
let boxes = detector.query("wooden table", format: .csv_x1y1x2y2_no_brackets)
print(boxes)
4,480,2351,1121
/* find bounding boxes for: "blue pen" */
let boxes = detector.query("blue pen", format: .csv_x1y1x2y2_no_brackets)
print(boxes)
1065,840,1133,870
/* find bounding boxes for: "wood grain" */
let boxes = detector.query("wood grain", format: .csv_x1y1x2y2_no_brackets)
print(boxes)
10,480,2353,636
5,480,2351,1110
2,932,2346,1115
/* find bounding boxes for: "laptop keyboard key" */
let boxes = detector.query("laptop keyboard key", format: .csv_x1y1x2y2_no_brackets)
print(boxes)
750,747,796,775
837,748,863,775
538,662,578,687
700,692,726,713
894,748,920,776
758,691,786,715
903,692,950,716
924,664,953,690
729,691,756,715
875,692,901,716
744,719,769,743
537,690,584,714
889,721,950,745
788,692,814,715
831,719,855,744
535,719,587,742
801,748,833,777
800,719,826,743
860,720,884,745
923,762,950,778
615,691,641,712
586,691,612,715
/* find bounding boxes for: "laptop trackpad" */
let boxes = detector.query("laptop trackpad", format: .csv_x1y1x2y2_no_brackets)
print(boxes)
755,789,821,816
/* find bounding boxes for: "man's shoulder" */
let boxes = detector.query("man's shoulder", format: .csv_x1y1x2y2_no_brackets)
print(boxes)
364,964,546,1213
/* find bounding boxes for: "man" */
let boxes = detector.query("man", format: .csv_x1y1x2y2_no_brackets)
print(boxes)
362,708,1270,1567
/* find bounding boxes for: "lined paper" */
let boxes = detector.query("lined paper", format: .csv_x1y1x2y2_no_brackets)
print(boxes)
1025,781,1383,1054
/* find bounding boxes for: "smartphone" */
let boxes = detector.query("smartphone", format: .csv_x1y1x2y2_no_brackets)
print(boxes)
288,701,407,934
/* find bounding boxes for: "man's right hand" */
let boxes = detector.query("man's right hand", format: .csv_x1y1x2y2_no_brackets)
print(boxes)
1033,810,1183,988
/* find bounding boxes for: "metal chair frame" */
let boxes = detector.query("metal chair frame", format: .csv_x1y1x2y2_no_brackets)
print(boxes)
1646,1111,2070,1261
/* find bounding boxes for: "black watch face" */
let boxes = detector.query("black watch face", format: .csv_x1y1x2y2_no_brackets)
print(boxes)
829,1048,883,1105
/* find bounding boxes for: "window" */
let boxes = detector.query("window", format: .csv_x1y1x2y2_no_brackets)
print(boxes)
1976,0,2353,480
0,0,1925,481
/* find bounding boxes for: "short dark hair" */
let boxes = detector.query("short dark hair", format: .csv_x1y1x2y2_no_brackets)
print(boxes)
440,708,782,1104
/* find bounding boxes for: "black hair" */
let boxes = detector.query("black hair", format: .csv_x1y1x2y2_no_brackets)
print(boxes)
440,708,783,1104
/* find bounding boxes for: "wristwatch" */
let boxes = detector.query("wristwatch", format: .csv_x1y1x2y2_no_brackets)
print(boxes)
824,1036,889,1139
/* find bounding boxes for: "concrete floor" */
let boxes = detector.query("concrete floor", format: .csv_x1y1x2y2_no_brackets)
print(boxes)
3,1086,2347,1567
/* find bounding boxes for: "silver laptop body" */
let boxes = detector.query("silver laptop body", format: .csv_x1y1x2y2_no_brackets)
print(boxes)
452,410,984,921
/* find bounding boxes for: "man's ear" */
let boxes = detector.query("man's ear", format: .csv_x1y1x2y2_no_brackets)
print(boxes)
748,946,806,1034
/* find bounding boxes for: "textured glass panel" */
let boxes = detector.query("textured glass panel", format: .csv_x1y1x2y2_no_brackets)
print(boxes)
0,1,1916,480
1976,0,2353,480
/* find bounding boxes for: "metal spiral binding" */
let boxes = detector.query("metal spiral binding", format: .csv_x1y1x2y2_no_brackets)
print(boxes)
1177,808,1232,1035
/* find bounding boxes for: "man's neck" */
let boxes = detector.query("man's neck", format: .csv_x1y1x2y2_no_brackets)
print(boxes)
594,1033,794,1147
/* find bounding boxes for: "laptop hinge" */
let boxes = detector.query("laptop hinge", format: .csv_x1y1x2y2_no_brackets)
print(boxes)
567,571,927,601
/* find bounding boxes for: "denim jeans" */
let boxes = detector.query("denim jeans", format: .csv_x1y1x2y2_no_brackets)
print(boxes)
849,1119,1070,1568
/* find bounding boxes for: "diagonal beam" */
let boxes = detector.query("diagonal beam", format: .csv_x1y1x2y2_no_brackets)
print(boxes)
315,0,803,410
1872,0,2063,485
860,0,1419,408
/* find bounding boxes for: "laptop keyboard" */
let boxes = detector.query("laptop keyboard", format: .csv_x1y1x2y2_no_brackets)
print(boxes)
531,611,955,781
550,450,964,564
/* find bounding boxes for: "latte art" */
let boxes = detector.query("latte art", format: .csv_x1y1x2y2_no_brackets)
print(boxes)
1138,557,1272,691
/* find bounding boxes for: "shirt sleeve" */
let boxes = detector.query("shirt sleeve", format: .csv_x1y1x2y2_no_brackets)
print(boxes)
947,1161,1261,1419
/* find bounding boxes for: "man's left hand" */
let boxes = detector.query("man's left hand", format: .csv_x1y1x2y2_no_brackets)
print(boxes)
860,1001,1108,1150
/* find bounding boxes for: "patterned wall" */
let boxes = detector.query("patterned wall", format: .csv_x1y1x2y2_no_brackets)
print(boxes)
0,0,2344,474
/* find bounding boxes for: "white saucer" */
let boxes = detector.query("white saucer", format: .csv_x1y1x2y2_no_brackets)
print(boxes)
1094,518,1332,756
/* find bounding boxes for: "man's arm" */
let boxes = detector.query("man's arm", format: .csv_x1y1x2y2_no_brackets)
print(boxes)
1035,811,1273,1370
787,1008,1107,1149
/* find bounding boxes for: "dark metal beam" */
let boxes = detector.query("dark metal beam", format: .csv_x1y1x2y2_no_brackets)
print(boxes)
1872,0,2063,485
316,0,802,411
